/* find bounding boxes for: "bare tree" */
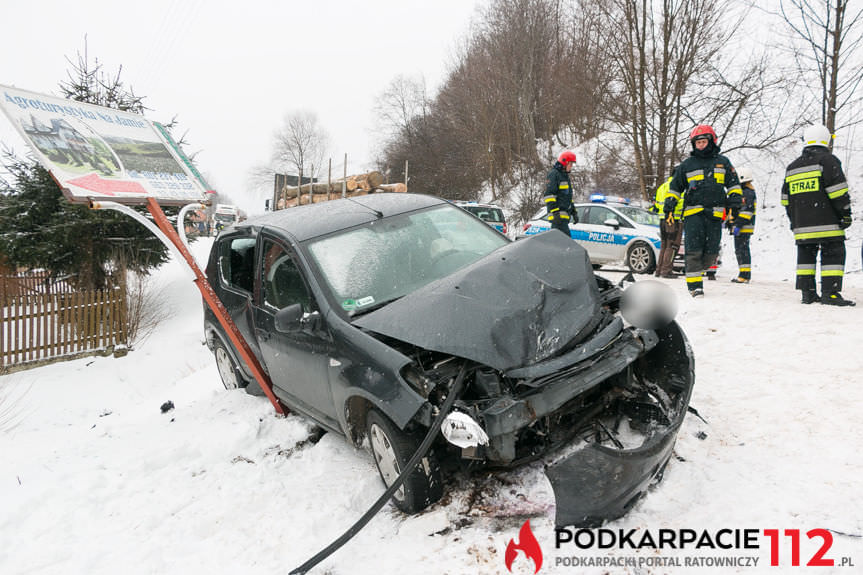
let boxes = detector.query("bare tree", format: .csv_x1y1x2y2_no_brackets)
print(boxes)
778,0,863,140
272,110,330,180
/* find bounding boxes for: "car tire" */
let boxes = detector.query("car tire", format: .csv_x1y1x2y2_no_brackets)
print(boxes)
367,410,443,514
591,263,602,270
626,241,656,274
213,339,245,391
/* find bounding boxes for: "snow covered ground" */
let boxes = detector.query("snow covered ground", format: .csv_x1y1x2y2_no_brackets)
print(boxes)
1,199,862,575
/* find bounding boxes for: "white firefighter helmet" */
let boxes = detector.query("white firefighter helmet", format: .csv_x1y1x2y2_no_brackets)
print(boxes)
802,124,832,148
737,167,753,184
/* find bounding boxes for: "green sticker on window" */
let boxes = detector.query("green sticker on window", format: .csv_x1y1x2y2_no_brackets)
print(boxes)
341,299,356,311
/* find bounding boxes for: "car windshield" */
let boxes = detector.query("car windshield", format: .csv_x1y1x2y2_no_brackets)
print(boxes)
615,205,661,226
306,204,510,315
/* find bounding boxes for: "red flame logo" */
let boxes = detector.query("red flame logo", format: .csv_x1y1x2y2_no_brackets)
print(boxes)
504,520,543,573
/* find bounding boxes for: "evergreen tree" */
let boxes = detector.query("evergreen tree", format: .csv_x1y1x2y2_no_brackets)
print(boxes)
0,46,184,290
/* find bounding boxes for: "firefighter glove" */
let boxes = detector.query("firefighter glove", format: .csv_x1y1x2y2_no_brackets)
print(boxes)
840,214,852,229
665,212,674,226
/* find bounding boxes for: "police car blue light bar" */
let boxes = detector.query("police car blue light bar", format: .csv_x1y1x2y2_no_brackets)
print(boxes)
590,194,631,205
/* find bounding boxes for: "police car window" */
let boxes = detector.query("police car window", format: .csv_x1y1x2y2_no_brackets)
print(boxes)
261,239,312,312
220,237,256,293
587,206,615,225
574,206,589,222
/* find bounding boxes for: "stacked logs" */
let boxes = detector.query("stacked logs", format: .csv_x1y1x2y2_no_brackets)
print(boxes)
277,171,406,209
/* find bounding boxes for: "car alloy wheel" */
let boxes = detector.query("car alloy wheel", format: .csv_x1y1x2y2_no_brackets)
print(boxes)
627,241,656,274
366,410,443,514
214,340,241,390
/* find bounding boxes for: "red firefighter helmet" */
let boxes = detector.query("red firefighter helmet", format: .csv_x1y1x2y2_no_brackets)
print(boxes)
689,124,717,142
557,150,577,167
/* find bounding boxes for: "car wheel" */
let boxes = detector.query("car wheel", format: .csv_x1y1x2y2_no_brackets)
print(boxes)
367,410,443,514
213,339,244,390
627,241,656,274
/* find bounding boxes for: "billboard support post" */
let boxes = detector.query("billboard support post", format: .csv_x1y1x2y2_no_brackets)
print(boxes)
143,198,287,415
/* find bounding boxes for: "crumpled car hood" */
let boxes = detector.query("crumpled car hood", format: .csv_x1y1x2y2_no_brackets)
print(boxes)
354,231,600,371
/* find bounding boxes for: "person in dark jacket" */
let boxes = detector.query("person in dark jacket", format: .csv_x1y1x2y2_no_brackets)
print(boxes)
728,166,757,283
544,150,578,235
665,125,742,297
781,124,854,306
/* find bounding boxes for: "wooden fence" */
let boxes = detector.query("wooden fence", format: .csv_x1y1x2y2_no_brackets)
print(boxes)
0,272,127,371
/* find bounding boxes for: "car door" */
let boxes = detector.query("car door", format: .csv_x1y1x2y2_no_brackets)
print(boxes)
251,234,338,429
572,205,620,262
214,233,260,361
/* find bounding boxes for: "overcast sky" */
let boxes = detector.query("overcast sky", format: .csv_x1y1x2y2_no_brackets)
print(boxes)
0,0,484,212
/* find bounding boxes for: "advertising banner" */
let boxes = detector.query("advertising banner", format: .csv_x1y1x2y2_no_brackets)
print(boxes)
0,84,208,205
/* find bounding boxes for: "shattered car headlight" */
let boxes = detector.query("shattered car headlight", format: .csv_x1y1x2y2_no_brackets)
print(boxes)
441,411,490,448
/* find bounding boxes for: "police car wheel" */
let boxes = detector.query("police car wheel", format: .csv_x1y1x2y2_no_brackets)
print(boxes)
626,241,656,274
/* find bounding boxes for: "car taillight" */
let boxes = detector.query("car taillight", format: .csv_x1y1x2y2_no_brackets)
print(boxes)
522,223,531,232
502,223,508,234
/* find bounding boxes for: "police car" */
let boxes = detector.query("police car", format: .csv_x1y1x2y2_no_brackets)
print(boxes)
453,201,508,235
517,194,667,274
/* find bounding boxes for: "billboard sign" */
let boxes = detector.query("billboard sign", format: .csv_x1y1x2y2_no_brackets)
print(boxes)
0,84,209,205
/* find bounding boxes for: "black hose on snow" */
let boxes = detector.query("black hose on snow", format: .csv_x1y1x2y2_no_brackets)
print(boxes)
289,361,469,575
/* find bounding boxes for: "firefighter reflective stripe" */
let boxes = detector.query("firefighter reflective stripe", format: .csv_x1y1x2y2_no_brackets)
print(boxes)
713,208,725,218
739,224,755,234
714,167,726,184
739,266,751,272
793,224,844,241
684,205,704,217
780,192,789,206
796,263,816,276
826,181,849,199
558,182,570,189
544,197,556,203
822,265,844,277
560,213,570,219
785,165,822,194
685,169,704,183
738,211,754,220
727,184,742,196
685,274,702,283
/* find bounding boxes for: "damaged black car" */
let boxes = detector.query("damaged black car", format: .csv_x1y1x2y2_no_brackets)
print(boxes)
203,193,694,527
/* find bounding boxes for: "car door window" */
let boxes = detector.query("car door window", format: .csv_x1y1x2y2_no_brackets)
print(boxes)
261,239,312,312
587,206,615,226
219,237,256,293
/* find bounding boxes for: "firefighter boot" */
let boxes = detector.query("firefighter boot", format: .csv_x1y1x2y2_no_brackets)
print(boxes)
822,292,856,307
801,290,820,304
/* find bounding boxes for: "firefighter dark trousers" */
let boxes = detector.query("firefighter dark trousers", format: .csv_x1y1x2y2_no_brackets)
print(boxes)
684,213,721,292
796,241,846,294
551,218,571,236
734,234,752,280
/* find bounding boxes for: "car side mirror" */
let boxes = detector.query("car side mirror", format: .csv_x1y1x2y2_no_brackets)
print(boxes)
274,303,320,333
604,218,621,229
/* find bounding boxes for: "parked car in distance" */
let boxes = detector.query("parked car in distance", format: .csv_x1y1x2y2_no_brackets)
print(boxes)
517,194,684,274
453,201,508,235
203,193,694,526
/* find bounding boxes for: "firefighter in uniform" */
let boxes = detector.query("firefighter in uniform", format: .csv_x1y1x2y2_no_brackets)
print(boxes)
781,124,854,306
653,175,683,278
665,125,742,297
544,150,578,235
728,166,757,283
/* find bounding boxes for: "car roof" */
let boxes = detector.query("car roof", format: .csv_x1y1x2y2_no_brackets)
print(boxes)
236,193,447,242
